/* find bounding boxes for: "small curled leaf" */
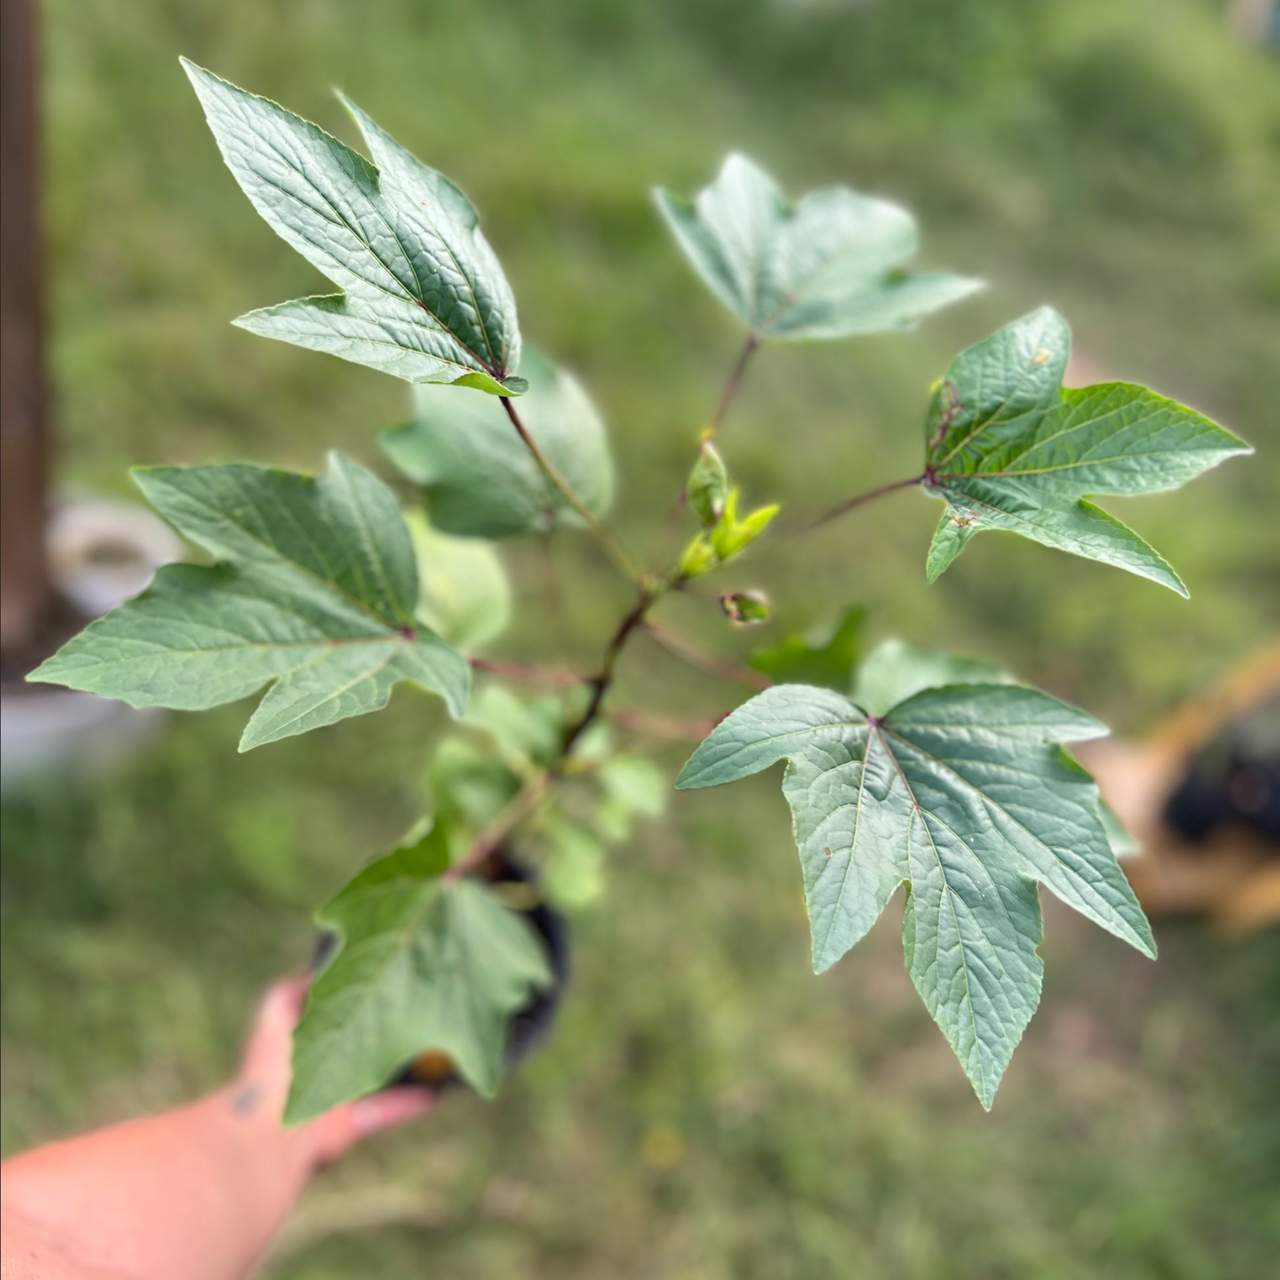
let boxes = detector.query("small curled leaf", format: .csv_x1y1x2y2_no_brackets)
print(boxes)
720,591,771,626
677,531,719,580
687,440,729,527
710,489,779,560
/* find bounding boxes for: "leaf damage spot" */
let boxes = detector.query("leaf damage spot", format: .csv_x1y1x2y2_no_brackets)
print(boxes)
927,381,961,449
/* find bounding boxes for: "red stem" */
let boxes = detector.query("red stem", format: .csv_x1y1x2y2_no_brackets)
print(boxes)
808,474,925,531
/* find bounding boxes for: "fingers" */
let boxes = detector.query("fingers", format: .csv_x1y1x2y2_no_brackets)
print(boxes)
307,1088,435,1164
238,976,311,1084
256,976,310,1031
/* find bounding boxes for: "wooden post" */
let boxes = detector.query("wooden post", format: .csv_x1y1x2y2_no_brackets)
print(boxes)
1,0,52,656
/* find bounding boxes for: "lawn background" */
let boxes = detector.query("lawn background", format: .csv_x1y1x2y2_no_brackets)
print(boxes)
2,1,1278,1276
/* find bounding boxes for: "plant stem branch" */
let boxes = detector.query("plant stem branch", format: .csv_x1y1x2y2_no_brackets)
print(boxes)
662,331,763,538
469,657,586,687
500,396,641,582
561,585,659,755
643,621,773,691
708,331,761,437
445,772,552,884
457,337,770,872
606,707,722,742
808,474,925,531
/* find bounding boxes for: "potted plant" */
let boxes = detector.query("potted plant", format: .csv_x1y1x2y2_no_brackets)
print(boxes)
30,61,1251,1116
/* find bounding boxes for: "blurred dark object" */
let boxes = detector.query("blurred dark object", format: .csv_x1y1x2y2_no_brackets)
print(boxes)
1,0,52,657
1081,649,1280,934
315,850,569,1095
1163,696,1280,844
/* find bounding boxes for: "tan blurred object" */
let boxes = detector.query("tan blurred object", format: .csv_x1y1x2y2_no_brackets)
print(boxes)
1078,648,1280,934
1229,0,1275,44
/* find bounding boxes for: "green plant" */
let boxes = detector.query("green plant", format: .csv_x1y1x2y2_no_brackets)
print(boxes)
30,61,1252,1116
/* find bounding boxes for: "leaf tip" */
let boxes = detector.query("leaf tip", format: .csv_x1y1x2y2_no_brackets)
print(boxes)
23,657,59,688
671,764,698,791
178,57,221,97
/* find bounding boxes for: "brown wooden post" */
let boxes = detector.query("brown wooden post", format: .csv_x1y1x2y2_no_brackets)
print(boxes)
1,0,52,657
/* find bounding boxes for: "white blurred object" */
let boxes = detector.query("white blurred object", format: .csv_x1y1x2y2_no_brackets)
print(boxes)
1,497,182,794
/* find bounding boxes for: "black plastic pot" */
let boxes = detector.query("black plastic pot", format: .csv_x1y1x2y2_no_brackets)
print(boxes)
314,849,569,1094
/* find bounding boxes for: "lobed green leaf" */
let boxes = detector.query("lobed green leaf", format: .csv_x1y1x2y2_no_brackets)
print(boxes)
922,308,1252,593
286,830,552,1121
182,60,522,394
655,153,982,342
29,453,469,749
676,678,1155,1107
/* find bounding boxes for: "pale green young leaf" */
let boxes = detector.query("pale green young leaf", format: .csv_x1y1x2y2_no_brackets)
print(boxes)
286,846,552,1121
381,347,613,538
709,489,779,561
851,638,1010,716
404,510,511,651
922,308,1252,592
181,61,522,394
467,685,566,772
598,754,668,819
543,821,608,910
751,606,866,691
687,441,729,527
676,531,719,580
655,153,982,341
427,737,521,830
28,453,469,750
676,681,1155,1107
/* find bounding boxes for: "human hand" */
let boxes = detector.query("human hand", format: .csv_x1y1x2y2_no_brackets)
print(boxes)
232,976,433,1166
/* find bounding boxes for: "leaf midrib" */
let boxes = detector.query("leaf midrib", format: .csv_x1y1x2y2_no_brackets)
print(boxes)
154,480,403,631
311,878,450,1084
250,640,405,739
871,721,986,1100
248,118,499,377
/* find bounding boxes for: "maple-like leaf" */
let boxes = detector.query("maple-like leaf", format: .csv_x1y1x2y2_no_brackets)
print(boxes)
677,680,1155,1106
922,308,1252,593
655,153,981,341
287,826,552,1121
183,61,525,395
29,453,469,750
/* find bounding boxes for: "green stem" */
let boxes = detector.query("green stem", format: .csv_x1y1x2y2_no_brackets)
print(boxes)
561,583,660,754
457,338,770,875
501,397,641,582
708,331,761,437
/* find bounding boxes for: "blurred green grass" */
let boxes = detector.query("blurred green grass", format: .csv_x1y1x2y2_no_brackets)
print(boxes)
3,0,1278,1276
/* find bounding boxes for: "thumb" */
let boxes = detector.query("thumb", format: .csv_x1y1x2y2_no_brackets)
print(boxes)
306,1087,435,1164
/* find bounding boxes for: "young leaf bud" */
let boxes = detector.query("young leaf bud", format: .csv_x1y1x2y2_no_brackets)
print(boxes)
687,440,729,528
676,532,719,580
720,591,771,626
